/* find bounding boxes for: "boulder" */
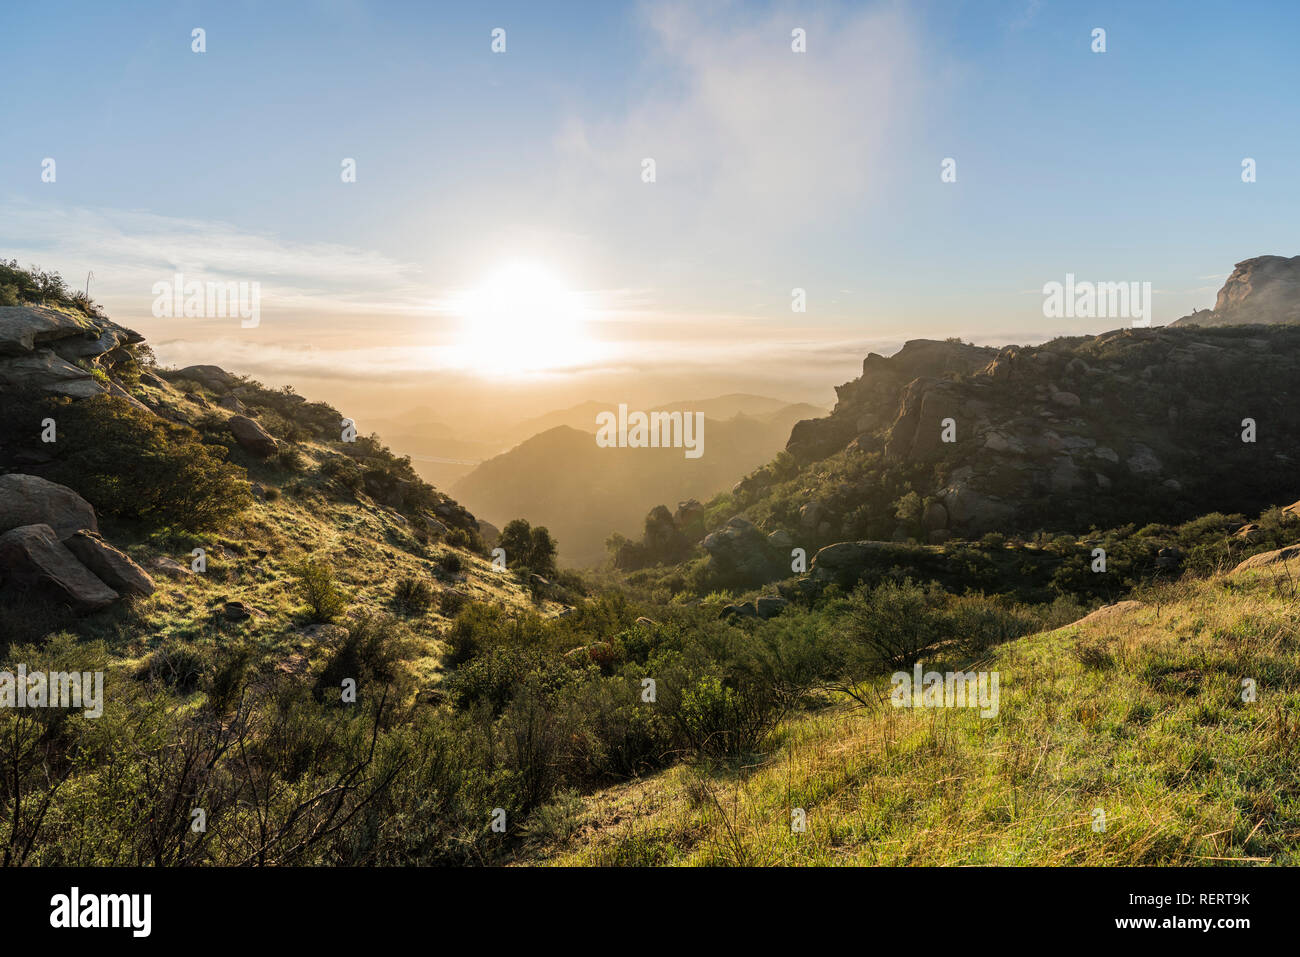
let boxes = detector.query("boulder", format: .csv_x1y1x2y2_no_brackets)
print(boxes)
701,516,776,582
0,474,99,537
921,501,948,532
1072,600,1144,627
1233,544,1300,574
0,305,92,355
673,499,706,529
228,415,279,457
798,502,828,532
1126,444,1162,476
754,595,789,619
720,601,759,621
810,540,914,584
175,365,239,391
643,505,679,550
223,601,253,621
0,523,118,612
767,529,794,550
62,529,155,597
151,556,196,578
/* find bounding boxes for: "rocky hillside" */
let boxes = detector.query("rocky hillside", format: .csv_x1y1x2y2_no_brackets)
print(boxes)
617,321,1300,590
764,325,1299,537
0,291,558,657
1172,254,1300,327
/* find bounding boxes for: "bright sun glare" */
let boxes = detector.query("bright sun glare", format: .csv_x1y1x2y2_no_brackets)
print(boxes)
454,262,594,375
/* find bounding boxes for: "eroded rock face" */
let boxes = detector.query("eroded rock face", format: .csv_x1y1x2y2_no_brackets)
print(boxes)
760,318,1300,539
0,305,142,397
0,474,98,538
0,523,118,613
1172,255,1300,327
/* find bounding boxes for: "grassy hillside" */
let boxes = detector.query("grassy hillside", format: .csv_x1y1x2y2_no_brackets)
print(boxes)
528,564,1300,866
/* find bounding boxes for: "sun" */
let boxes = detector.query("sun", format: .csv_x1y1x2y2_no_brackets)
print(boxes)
453,262,594,374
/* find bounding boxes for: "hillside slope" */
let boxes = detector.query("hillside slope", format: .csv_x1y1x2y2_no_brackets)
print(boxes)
529,558,1300,866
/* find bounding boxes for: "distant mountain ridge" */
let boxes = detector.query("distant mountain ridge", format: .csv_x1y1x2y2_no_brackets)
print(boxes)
452,399,823,566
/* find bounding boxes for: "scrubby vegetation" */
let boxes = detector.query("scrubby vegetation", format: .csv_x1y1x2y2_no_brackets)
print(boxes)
3,268,1297,865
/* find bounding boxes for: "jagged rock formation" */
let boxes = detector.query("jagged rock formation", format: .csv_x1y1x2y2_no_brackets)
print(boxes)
0,304,145,397
680,317,1300,589
1172,255,1300,327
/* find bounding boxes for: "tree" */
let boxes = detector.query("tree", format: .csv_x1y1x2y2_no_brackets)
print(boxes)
498,519,557,575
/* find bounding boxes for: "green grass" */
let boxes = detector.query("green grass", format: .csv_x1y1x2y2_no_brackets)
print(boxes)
531,567,1300,866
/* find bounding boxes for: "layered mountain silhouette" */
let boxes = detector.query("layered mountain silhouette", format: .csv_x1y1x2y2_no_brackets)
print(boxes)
452,400,823,566
610,256,1300,587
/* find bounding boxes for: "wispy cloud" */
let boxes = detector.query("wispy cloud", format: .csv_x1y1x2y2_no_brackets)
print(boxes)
0,199,429,323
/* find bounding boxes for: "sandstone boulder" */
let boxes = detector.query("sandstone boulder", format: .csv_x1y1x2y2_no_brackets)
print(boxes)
228,415,279,457
0,474,98,537
1233,544,1300,574
702,516,776,582
0,523,118,612
62,529,155,597
175,365,239,391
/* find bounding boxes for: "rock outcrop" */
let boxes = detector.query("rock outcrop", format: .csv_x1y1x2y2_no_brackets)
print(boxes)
227,415,279,457
0,305,144,397
1172,255,1300,327
0,476,152,611
0,473,98,537
0,523,119,612
731,322,1300,543
63,529,155,597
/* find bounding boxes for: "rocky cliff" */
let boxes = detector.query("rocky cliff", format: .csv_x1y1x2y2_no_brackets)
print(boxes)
1172,254,1300,327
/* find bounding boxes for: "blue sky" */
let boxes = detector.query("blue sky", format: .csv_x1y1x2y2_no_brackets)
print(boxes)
2,0,1298,407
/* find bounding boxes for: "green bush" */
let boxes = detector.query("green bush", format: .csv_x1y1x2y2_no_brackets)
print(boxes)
45,395,252,531
294,559,347,622
315,613,407,705
394,576,433,614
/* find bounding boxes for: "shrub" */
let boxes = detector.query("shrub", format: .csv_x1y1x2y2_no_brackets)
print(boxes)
45,395,253,532
438,589,469,617
294,559,347,622
838,579,951,671
675,673,781,759
394,577,433,615
315,613,407,704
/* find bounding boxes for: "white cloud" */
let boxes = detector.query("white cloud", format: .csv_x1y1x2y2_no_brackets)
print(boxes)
554,1,918,236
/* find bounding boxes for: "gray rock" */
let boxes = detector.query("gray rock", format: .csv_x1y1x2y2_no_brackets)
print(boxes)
0,523,118,612
0,305,94,355
62,529,155,597
175,365,239,391
0,474,98,537
228,415,279,457
754,596,789,619
720,601,758,620
0,351,105,397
